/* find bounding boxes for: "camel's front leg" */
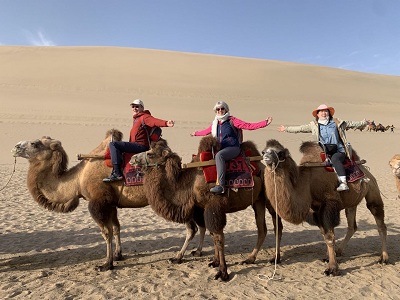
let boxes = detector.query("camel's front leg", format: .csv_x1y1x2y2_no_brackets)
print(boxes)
170,220,205,264
336,207,357,257
111,208,123,261
209,231,229,281
265,199,283,264
89,202,114,271
241,200,267,264
321,228,339,276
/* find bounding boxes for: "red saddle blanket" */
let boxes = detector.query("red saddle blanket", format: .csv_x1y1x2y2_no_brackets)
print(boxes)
200,150,258,188
320,153,365,183
104,149,144,186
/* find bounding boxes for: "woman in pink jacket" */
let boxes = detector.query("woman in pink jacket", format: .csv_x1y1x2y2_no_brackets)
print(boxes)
191,101,272,194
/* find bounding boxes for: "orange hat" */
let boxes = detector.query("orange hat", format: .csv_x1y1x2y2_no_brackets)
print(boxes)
312,104,335,118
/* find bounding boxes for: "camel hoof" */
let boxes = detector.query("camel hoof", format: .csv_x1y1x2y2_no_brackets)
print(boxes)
240,257,256,265
268,256,281,264
114,253,123,261
323,267,339,276
191,249,202,257
168,257,183,264
95,264,114,272
378,256,389,265
214,271,230,281
208,260,219,268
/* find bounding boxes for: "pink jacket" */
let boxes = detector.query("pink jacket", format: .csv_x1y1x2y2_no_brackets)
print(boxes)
194,116,268,136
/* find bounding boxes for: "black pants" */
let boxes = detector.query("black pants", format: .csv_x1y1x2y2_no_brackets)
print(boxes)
331,152,346,176
108,141,149,166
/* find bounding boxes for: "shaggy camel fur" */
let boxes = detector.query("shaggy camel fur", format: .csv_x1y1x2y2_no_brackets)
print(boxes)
11,129,205,271
262,139,388,276
389,154,400,198
131,136,282,281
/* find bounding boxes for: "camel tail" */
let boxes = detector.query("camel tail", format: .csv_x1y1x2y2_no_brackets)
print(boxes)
35,194,80,213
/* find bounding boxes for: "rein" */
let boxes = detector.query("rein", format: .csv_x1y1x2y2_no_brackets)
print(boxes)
0,157,17,192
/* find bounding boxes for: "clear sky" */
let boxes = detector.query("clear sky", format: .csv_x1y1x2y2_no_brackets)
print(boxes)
1,0,399,76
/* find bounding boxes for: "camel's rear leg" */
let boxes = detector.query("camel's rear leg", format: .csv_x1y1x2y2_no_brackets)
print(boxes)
88,201,115,271
336,207,357,257
241,199,267,264
111,208,123,261
170,220,206,264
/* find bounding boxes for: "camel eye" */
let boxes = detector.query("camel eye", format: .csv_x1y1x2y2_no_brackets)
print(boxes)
31,141,41,148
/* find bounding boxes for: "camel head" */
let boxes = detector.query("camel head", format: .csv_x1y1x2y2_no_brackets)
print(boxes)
197,135,220,154
131,138,176,169
261,139,290,167
389,154,400,178
12,136,68,174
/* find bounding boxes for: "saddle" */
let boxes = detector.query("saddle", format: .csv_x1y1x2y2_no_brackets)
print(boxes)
199,150,259,188
320,152,365,183
104,148,144,186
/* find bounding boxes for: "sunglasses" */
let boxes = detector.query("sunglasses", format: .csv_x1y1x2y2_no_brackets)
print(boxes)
131,105,141,109
216,107,225,111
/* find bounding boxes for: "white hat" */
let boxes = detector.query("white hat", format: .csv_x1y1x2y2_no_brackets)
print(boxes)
130,99,144,107
213,101,229,112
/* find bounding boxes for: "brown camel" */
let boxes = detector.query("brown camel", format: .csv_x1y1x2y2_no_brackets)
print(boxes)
131,136,282,281
11,129,206,271
261,139,388,276
389,154,400,198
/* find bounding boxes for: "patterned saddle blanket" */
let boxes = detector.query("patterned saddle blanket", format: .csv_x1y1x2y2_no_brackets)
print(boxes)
199,150,259,188
320,152,365,183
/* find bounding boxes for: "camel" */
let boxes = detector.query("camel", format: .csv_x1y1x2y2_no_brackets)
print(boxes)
375,123,386,132
131,136,282,281
389,154,400,198
366,120,376,132
11,130,206,271
261,139,388,276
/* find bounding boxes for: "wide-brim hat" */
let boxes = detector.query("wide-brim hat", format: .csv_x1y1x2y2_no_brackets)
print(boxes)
312,104,335,118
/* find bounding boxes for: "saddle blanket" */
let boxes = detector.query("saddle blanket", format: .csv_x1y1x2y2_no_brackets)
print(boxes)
200,151,257,188
104,150,144,186
320,153,365,183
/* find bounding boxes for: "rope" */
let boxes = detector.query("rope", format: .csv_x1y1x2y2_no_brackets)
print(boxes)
0,157,17,192
258,150,283,282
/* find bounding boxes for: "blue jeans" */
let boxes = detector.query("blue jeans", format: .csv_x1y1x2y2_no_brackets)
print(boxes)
109,141,149,166
215,146,241,186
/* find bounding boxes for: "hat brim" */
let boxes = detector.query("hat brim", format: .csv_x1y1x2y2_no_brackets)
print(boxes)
312,107,335,118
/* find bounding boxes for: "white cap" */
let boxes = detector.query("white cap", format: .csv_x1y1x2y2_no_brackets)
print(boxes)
130,99,144,107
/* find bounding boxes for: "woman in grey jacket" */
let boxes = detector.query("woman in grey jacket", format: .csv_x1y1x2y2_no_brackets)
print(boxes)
277,104,367,192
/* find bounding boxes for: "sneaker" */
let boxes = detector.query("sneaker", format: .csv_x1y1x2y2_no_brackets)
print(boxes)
337,182,349,192
210,185,225,195
103,173,124,182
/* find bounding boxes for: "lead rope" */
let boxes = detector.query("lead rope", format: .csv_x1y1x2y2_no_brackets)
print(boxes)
0,157,17,192
258,150,284,282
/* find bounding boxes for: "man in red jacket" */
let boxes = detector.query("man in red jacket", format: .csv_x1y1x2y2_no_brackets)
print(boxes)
103,99,175,182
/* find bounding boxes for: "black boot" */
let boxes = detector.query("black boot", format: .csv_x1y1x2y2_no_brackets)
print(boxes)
103,166,123,182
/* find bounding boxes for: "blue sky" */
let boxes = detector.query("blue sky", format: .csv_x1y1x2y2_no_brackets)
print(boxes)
1,0,399,76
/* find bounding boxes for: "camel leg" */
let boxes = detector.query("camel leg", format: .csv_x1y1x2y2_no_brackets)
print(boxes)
209,231,229,281
336,207,357,257
191,225,206,257
241,199,267,264
170,220,204,264
266,199,283,264
320,228,339,276
88,201,115,271
111,208,123,261
365,187,389,264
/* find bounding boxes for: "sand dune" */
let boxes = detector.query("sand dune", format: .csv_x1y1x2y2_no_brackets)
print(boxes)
0,46,399,299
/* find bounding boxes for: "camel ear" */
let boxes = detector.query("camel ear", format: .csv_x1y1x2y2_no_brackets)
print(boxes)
162,149,171,158
50,140,62,150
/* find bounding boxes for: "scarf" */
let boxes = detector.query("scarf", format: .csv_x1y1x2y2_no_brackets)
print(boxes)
318,118,329,126
211,112,231,137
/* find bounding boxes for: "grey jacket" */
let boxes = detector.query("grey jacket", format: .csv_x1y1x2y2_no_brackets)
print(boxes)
285,118,367,159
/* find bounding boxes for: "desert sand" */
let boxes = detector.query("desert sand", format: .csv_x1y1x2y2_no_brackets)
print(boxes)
0,46,399,299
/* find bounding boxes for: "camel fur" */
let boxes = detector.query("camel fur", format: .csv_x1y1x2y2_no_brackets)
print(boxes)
389,154,400,198
262,139,388,276
11,129,206,271
131,136,282,281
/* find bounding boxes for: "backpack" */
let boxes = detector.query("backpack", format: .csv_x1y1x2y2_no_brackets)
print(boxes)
141,118,162,144
229,119,243,144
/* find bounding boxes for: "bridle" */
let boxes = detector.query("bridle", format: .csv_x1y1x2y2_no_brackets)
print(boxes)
139,150,165,169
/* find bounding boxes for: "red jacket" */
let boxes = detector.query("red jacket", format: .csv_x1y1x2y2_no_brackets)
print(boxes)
129,110,168,147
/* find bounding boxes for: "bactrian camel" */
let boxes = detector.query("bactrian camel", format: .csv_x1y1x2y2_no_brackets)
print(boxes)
262,139,388,276
11,130,206,271
389,154,400,198
131,136,282,281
